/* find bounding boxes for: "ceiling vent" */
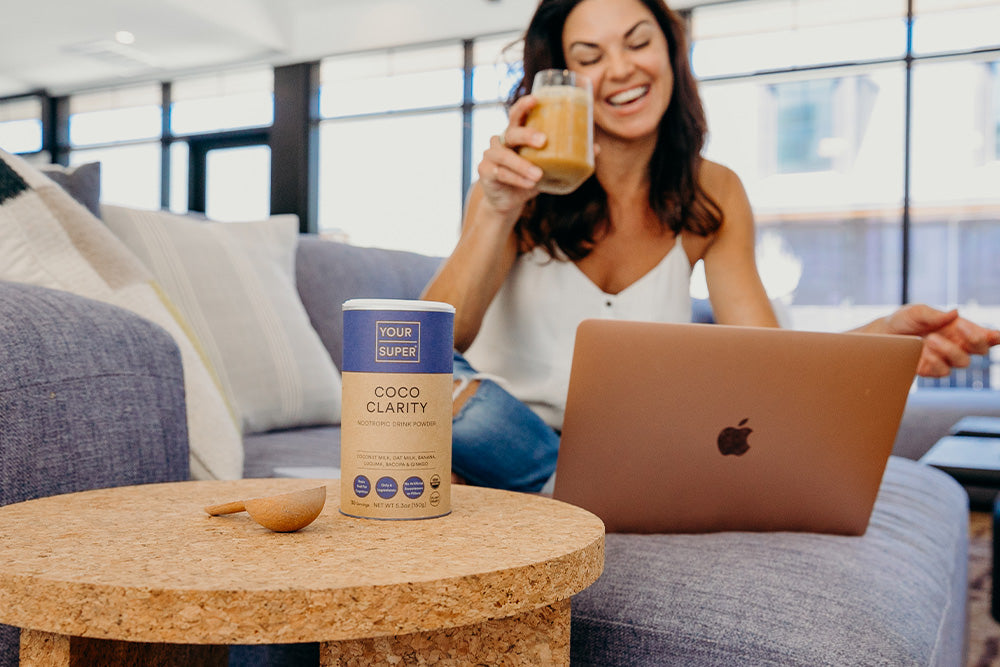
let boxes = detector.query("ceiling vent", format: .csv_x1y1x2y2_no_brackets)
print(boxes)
61,39,161,72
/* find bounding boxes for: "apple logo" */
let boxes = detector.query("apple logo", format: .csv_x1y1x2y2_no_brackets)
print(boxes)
717,418,752,456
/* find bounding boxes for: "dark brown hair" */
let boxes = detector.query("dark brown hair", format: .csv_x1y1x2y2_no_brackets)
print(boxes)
509,0,722,260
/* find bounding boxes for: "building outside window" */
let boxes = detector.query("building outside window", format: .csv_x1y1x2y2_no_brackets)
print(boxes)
772,79,837,174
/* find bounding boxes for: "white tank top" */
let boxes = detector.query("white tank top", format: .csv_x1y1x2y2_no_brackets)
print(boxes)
464,239,693,430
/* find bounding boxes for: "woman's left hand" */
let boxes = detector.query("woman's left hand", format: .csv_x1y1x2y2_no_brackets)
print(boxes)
878,305,1000,377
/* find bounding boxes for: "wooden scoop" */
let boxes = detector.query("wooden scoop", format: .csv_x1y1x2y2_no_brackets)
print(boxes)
204,485,326,532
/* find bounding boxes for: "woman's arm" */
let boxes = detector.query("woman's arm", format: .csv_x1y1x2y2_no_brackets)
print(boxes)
422,96,546,351
854,304,1000,377
422,182,521,351
698,162,780,328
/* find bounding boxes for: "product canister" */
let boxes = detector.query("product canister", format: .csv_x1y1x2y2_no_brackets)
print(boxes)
340,298,454,520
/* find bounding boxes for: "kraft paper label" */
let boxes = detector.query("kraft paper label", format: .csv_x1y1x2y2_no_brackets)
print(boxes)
340,372,452,519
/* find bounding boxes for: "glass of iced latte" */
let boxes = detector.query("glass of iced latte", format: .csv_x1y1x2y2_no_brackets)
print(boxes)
519,69,594,195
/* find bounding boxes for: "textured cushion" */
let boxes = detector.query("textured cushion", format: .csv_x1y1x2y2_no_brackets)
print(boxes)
295,236,441,369
243,426,342,479
38,161,102,218
0,280,190,502
570,456,968,666
102,205,343,435
0,148,242,480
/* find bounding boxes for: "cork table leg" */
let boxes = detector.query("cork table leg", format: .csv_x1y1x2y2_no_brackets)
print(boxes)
320,599,571,666
20,629,228,666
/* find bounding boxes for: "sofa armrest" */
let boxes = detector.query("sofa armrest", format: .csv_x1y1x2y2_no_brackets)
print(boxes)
0,281,191,667
0,281,190,506
295,236,442,369
893,388,1000,460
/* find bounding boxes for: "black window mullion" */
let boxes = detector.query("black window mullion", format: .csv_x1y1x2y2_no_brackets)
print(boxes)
271,62,320,234
462,39,475,206
161,82,172,210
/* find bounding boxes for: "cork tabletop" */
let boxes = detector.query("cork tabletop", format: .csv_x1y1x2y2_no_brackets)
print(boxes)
0,480,605,647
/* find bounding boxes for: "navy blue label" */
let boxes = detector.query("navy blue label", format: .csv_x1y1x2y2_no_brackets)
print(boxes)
343,309,454,373
403,476,425,499
376,476,398,499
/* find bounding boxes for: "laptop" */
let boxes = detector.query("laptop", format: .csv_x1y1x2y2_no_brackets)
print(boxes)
552,320,922,536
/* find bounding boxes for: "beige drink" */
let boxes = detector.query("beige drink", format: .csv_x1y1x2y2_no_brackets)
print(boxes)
520,70,594,195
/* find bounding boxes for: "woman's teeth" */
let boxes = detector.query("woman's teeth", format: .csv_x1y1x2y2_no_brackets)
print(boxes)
608,86,649,106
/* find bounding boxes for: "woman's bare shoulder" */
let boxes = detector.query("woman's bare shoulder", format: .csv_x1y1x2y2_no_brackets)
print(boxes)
698,159,745,201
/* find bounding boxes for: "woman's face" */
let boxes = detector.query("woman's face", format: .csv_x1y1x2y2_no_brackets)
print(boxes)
561,0,673,145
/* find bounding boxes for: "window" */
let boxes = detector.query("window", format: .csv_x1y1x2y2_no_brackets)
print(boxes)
994,61,1000,159
28,3,997,388
204,144,271,221
909,58,1000,376
694,0,1000,390
700,65,905,330
691,0,905,78
171,67,273,135
913,0,1000,55
471,33,522,184
317,43,466,255
168,68,274,217
472,33,521,104
320,43,463,117
317,110,463,256
0,97,43,155
69,84,161,146
69,143,161,210
68,85,163,209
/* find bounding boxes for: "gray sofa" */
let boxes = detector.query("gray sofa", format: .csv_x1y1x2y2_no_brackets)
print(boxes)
0,233,988,666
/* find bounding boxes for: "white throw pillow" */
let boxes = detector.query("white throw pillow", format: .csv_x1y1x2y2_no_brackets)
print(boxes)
0,149,243,481
101,205,343,435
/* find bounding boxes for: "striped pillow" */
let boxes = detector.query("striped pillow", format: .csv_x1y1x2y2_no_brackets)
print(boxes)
0,149,242,480
102,205,342,435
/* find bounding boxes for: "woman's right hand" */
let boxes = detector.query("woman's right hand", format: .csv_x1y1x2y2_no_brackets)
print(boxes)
477,95,547,219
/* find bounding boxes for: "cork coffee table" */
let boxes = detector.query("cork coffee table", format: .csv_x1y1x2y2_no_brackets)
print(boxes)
0,480,604,666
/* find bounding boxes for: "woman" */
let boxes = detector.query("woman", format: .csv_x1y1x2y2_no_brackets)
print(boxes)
423,0,1000,492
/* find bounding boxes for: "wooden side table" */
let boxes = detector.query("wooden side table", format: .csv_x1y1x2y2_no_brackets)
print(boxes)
0,481,604,666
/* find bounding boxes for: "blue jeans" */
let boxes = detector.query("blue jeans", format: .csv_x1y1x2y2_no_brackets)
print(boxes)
451,352,559,492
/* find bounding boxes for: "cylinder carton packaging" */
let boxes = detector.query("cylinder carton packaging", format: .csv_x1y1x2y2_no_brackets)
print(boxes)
340,299,454,519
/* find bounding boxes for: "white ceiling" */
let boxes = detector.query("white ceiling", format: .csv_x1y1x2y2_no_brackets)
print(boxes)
0,0,555,98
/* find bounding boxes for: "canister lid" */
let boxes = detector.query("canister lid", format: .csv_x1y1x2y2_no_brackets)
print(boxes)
343,298,455,313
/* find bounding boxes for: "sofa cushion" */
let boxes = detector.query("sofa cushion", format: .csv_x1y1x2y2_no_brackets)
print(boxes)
570,456,968,666
38,162,102,218
0,148,242,481
242,426,342,479
295,236,441,369
102,206,342,435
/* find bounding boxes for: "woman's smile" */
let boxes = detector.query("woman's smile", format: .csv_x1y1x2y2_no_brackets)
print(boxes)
605,84,651,109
